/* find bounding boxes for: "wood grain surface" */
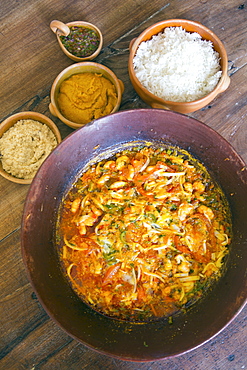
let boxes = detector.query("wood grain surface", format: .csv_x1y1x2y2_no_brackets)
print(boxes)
0,0,246,369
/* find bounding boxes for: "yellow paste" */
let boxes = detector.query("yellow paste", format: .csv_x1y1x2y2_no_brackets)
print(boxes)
57,73,118,125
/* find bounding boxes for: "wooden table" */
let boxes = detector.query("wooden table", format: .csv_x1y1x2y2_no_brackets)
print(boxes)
1,0,246,368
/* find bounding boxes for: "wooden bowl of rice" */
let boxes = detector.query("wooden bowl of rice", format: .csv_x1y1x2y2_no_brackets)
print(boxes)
128,19,230,113
0,111,61,184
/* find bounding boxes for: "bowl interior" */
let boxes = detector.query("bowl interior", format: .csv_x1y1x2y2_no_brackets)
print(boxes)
50,62,123,129
0,112,61,184
21,109,247,361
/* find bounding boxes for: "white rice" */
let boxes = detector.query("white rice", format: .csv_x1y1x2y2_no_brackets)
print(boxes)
133,26,222,102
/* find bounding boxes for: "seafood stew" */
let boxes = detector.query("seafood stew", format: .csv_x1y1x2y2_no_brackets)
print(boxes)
57,145,231,321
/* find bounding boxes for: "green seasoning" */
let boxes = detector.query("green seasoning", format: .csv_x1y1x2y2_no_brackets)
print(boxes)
60,26,100,57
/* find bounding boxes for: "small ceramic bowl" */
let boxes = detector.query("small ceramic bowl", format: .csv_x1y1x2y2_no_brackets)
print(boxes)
0,111,61,185
49,62,125,129
50,20,103,62
128,19,230,113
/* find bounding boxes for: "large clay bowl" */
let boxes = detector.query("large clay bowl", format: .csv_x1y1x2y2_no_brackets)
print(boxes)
21,109,247,361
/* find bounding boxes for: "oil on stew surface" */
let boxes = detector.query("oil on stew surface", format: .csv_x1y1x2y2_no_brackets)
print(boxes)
56,145,231,321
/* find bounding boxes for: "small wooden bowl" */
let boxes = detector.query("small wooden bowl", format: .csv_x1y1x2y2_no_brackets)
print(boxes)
49,62,125,129
128,19,230,114
0,112,61,184
50,20,103,62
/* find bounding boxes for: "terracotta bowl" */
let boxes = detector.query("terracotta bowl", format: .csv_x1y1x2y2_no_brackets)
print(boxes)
0,111,61,185
50,20,103,62
128,19,230,113
49,62,124,129
21,109,247,361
